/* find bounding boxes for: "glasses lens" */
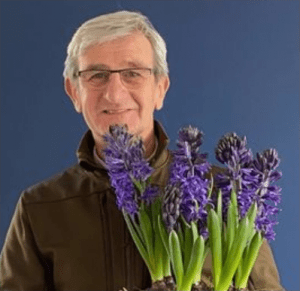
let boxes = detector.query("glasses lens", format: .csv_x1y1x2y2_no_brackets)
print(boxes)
82,71,110,87
79,68,151,89
121,69,151,88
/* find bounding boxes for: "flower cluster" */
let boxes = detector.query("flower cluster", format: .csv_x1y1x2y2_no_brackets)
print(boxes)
214,132,282,240
163,126,211,236
103,124,159,216
252,149,282,240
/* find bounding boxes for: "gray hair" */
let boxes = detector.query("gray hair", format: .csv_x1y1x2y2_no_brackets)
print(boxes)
63,10,169,82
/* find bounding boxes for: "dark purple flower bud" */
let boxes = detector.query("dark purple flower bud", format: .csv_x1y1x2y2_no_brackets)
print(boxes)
215,132,253,168
162,184,183,233
177,125,204,153
253,149,280,172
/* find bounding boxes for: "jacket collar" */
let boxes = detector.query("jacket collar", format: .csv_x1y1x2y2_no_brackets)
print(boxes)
76,120,170,172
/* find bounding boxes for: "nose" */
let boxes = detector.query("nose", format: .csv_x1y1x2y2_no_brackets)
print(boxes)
102,72,127,102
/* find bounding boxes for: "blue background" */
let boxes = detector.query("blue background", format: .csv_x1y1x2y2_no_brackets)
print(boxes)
1,1,299,290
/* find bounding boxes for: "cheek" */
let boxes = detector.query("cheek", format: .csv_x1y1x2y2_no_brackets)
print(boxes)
82,92,101,112
138,86,156,108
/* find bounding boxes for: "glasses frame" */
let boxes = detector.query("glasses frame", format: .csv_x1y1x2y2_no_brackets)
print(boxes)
75,67,154,89
77,67,154,78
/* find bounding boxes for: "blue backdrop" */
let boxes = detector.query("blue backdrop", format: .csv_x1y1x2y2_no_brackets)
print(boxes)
1,1,299,290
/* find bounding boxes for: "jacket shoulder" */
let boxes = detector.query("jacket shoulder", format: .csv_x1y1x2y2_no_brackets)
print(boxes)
22,164,108,204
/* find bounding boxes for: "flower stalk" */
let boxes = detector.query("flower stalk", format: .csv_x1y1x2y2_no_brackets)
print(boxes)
161,126,211,291
103,124,171,284
211,132,282,291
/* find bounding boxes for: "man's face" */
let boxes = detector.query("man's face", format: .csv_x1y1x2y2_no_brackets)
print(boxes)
65,32,169,144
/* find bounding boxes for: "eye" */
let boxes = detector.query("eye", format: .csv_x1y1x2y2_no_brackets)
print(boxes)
89,71,109,81
122,70,141,78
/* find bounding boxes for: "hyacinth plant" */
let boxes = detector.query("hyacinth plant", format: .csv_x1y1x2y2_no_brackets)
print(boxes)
159,126,213,291
102,124,282,291
209,133,282,291
102,124,172,286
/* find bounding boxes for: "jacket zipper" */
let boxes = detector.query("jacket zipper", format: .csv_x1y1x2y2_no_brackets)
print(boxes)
99,193,113,290
124,222,130,289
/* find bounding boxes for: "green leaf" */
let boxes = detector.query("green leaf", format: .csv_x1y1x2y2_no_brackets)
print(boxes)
230,189,239,225
183,224,194,272
133,179,145,193
222,224,228,262
139,209,154,266
191,221,198,243
197,245,209,281
157,214,172,277
177,223,184,250
132,217,146,245
234,263,243,287
245,203,258,242
169,230,184,289
217,189,223,231
246,203,257,226
207,175,214,199
123,213,153,276
225,190,239,261
181,236,205,291
154,229,164,280
162,244,172,277
208,210,222,288
236,232,264,288
157,215,170,258
152,200,165,280
216,216,250,291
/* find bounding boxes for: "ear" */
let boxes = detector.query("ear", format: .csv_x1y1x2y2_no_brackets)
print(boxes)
155,75,170,111
64,78,82,113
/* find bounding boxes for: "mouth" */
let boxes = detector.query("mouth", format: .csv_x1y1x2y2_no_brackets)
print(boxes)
103,109,131,115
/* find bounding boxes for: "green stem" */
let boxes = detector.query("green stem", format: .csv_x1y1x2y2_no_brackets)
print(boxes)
208,210,222,288
216,216,250,291
169,231,184,290
235,233,264,288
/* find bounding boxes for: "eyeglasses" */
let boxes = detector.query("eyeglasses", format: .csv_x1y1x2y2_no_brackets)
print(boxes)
76,68,153,89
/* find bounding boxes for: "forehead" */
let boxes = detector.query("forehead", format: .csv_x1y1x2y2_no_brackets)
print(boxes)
78,32,154,70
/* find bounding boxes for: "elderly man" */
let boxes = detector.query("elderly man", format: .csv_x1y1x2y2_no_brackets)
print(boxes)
0,10,283,291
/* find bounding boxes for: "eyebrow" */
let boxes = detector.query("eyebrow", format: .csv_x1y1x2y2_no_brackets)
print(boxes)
126,61,149,68
81,64,110,71
80,61,150,72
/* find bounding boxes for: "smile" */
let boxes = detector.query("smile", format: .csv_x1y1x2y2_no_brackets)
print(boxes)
103,109,131,114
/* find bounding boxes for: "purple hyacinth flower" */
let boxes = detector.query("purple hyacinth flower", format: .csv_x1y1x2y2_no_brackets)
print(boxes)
113,172,138,216
214,134,282,241
164,126,211,234
214,132,260,221
102,124,158,216
140,185,160,206
252,149,282,240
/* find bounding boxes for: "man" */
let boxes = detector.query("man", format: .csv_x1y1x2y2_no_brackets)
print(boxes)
0,10,283,291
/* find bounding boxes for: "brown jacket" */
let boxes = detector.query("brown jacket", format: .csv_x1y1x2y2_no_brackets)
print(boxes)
0,121,283,291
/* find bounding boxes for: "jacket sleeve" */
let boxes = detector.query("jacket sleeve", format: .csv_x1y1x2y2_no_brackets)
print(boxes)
0,193,49,291
248,239,284,291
